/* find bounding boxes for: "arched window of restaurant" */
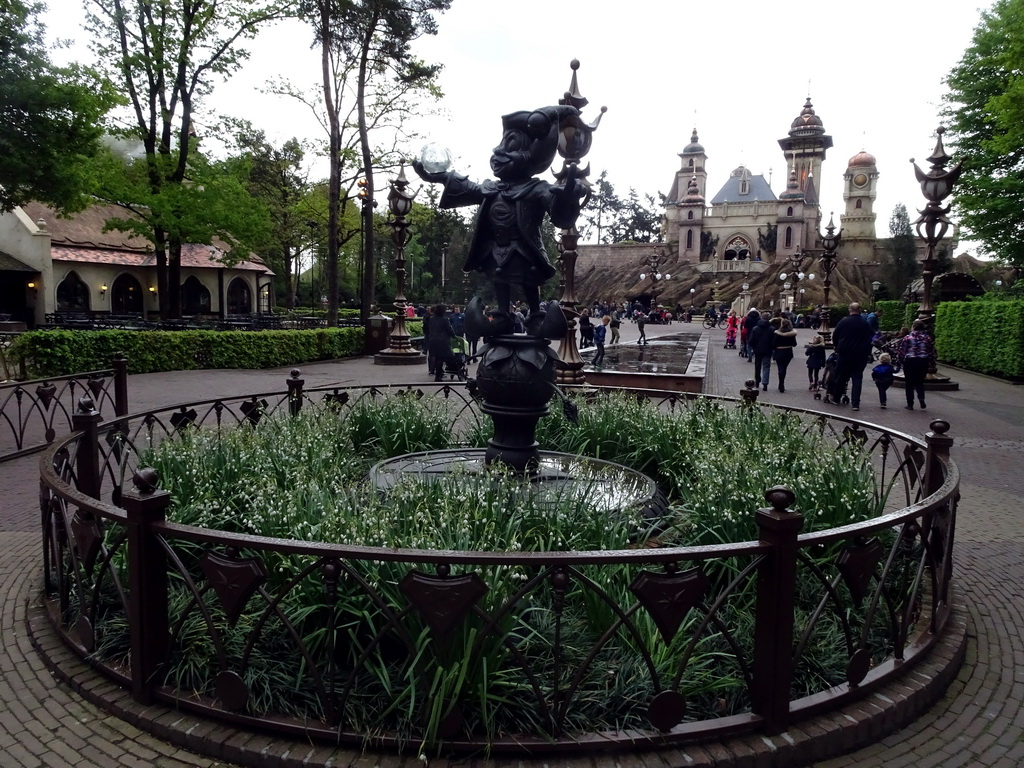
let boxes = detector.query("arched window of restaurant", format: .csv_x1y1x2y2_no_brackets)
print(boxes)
227,277,252,315
181,276,211,316
56,271,89,310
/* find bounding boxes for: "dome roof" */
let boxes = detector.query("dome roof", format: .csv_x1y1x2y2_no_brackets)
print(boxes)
682,128,704,155
848,150,877,167
683,174,704,203
779,168,805,200
789,97,825,137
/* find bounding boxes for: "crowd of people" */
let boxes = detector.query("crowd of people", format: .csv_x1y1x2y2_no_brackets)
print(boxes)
737,302,934,412
417,298,938,414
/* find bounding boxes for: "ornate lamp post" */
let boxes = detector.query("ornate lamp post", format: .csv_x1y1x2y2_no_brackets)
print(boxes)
779,251,814,312
816,214,843,345
911,128,961,325
910,126,962,387
871,280,882,309
639,252,671,312
553,60,605,385
374,164,422,366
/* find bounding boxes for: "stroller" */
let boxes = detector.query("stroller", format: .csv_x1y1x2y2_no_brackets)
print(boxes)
724,324,738,350
817,352,850,404
441,336,469,381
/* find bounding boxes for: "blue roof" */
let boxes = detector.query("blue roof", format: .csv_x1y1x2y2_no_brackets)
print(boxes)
710,167,777,204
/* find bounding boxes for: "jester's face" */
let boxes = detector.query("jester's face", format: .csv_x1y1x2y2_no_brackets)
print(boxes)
490,126,534,182
489,108,566,182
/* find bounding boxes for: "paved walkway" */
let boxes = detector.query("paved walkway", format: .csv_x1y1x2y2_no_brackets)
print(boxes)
1,320,1022,766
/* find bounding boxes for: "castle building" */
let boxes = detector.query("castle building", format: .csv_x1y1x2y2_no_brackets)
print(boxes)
662,98,881,269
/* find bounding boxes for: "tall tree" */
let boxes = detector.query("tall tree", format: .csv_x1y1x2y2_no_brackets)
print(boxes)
757,223,777,261
580,170,622,244
886,203,919,299
700,231,719,261
297,0,449,324
608,188,661,243
944,0,1024,267
226,123,311,308
84,0,287,317
0,0,116,212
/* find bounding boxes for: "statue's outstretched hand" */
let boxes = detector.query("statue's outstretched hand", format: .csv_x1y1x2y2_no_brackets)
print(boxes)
412,159,449,184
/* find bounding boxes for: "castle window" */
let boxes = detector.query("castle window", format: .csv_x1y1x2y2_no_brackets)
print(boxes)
687,210,694,220
785,226,793,248
686,229,693,249
740,179,749,195
856,199,863,209
688,158,694,167
787,206,794,217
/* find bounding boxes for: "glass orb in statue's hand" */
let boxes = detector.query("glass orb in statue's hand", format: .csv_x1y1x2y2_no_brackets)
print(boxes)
419,143,452,174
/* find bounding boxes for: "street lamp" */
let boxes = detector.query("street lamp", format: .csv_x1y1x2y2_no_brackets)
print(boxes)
639,252,670,312
553,59,605,386
816,213,843,345
374,164,422,366
871,280,882,309
910,126,962,386
780,251,815,312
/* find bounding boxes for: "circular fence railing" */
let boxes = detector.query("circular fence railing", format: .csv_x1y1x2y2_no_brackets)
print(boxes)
38,374,959,755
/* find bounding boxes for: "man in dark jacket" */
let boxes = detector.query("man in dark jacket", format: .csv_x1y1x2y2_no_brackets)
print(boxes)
742,307,760,361
830,302,874,411
747,312,775,390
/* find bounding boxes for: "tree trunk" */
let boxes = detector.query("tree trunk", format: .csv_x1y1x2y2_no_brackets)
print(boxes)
320,1,340,326
357,11,381,325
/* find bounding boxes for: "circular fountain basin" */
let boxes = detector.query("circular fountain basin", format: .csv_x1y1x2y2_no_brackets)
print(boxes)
370,449,668,522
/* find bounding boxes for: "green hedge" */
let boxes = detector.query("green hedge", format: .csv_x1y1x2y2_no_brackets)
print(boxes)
874,300,904,332
935,299,1024,378
904,303,919,330
10,327,366,378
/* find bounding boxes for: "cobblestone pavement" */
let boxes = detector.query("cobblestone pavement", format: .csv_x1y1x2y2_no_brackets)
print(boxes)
1,320,1021,767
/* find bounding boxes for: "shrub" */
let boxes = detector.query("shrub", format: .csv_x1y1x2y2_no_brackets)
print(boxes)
874,300,905,332
9,327,365,377
936,299,1024,377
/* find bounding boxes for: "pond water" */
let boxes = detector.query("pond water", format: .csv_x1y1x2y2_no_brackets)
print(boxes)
582,333,701,374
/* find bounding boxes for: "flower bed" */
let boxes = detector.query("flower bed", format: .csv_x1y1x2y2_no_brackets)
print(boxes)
39,379,959,755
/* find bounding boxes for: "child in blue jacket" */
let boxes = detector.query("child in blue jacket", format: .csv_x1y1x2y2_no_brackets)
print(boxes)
871,353,896,409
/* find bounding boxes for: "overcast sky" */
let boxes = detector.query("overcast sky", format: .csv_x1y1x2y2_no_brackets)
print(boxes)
46,0,994,252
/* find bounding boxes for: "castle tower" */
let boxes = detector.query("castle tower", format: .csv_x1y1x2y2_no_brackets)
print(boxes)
679,174,705,261
841,150,879,240
679,128,708,198
777,168,807,260
664,128,708,261
777,98,833,200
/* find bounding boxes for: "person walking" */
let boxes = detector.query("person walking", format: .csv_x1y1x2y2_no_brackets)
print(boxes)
425,304,457,382
897,319,935,410
871,352,896,409
592,315,609,368
829,302,874,411
805,334,826,390
747,311,775,390
772,318,798,393
742,307,760,361
636,310,647,345
609,310,621,344
579,309,593,348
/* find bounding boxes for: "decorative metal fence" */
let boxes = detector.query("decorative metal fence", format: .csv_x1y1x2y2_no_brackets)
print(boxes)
0,354,127,462
38,375,958,754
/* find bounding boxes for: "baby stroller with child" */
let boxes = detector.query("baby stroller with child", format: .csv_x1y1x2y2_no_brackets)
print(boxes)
816,352,850,404
724,324,737,349
441,336,469,381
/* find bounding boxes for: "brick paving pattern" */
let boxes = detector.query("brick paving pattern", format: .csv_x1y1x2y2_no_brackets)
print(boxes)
1,320,1021,766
